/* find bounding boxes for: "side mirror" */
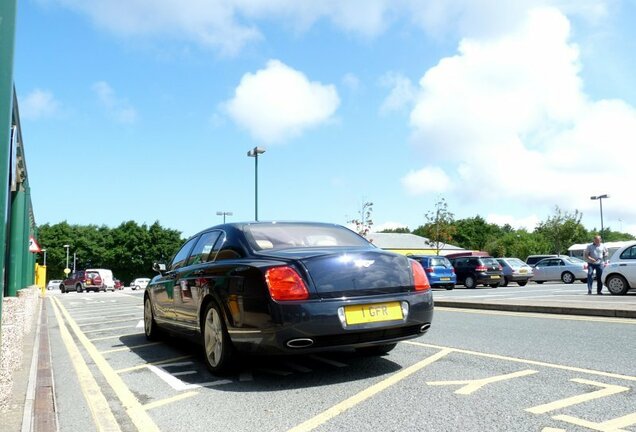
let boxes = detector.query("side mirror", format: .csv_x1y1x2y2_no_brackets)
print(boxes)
153,262,167,274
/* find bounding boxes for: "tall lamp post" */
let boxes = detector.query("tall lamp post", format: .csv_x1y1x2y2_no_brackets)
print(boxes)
63,244,70,269
590,194,610,238
216,211,233,223
42,248,47,266
247,146,266,221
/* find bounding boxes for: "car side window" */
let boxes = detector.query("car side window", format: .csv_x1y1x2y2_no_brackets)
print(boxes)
620,246,636,260
170,237,198,271
187,231,222,266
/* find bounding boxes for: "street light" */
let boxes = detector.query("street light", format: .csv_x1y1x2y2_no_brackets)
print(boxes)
216,211,233,223
247,146,266,221
590,194,610,238
63,244,70,270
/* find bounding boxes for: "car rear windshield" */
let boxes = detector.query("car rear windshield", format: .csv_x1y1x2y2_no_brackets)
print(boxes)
430,257,451,267
507,258,526,267
245,223,372,251
481,258,500,266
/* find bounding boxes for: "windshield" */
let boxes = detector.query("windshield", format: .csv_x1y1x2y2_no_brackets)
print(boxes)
244,223,372,251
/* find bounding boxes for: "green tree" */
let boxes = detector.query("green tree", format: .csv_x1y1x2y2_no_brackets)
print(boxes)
534,206,588,255
379,227,411,233
414,198,456,254
452,216,502,251
348,201,374,237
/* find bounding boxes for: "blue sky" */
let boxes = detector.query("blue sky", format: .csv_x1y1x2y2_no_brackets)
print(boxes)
14,0,636,238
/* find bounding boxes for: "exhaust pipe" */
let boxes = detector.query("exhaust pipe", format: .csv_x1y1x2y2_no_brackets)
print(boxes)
286,338,314,348
420,323,431,334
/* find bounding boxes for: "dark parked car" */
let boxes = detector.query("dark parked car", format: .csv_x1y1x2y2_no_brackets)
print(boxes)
411,255,456,290
61,270,104,293
448,256,503,288
144,222,434,374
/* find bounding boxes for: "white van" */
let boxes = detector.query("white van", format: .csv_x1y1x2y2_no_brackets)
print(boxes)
86,268,116,292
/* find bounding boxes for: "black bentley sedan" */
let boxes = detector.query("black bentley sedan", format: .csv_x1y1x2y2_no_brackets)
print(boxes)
144,222,434,374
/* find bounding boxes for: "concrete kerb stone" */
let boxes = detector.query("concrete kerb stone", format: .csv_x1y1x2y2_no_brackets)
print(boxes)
433,300,636,319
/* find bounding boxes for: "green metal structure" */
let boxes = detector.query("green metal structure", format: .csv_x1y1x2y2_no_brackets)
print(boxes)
1,0,40,338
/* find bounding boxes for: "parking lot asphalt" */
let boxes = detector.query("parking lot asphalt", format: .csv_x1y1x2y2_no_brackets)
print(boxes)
13,284,636,431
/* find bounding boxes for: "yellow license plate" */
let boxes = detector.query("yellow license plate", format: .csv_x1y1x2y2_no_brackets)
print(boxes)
519,269,527,273
344,302,403,325
440,277,451,281
491,275,500,279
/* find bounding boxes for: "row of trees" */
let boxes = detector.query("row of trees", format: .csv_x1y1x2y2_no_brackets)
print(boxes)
37,221,183,284
379,200,634,258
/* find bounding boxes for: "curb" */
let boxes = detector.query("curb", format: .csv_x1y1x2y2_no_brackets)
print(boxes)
434,300,636,319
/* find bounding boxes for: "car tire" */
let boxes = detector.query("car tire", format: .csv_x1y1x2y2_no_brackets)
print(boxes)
561,272,575,284
606,274,630,295
489,283,500,288
76,284,83,293
61,286,66,294
445,284,454,291
535,281,544,284
518,280,528,287
201,301,235,375
500,277,509,287
355,343,398,356
464,276,476,289
144,296,161,341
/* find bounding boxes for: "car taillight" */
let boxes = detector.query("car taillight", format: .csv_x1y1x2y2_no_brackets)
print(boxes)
410,261,431,292
475,265,487,271
265,266,309,301
451,268,456,274
425,267,434,273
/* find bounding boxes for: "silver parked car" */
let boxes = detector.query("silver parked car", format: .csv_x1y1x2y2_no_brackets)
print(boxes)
496,258,533,286
531,256,588,284
601,241,636,295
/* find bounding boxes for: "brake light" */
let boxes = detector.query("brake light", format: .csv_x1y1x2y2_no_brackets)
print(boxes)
451,268,456,274
411,260,431,292
475,265,487,272
265,266,309,301
425,267,434,273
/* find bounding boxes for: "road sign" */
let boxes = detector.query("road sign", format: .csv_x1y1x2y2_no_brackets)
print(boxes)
64,268,71,275
29,236,41,252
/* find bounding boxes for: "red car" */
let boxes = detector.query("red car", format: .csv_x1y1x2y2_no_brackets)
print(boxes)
114,279,123,290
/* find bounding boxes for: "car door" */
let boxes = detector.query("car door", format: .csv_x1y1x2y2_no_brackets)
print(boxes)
151,236,198,325
533,259,554,280
173,230,223,331
617,245,636,285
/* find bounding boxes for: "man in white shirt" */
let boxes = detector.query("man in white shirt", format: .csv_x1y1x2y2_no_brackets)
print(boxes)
583,235,609,295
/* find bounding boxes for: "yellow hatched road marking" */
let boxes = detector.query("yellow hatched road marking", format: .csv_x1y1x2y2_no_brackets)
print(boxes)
553,412,636,432
406,342,636,382
83,325,137,334
143,391,199,411
50,299,122,432
89,332,144,342
101,342,161,354
287,349,451,432
116,355,193,374
527,378,629,414
52,297,160,432
427,369,538,395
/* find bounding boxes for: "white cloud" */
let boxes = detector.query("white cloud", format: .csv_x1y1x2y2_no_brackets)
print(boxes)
45,0,610,54
224,60,339,143
401,166,452,195
379,72,417,114
405,6,636,228
342,73,361,92
92,81,138,124
20,89,60,120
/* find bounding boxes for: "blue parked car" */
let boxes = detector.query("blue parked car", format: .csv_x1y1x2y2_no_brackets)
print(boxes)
411,255,456,290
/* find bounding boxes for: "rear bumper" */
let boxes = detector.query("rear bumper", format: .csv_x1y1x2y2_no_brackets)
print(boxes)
228,291,434,355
